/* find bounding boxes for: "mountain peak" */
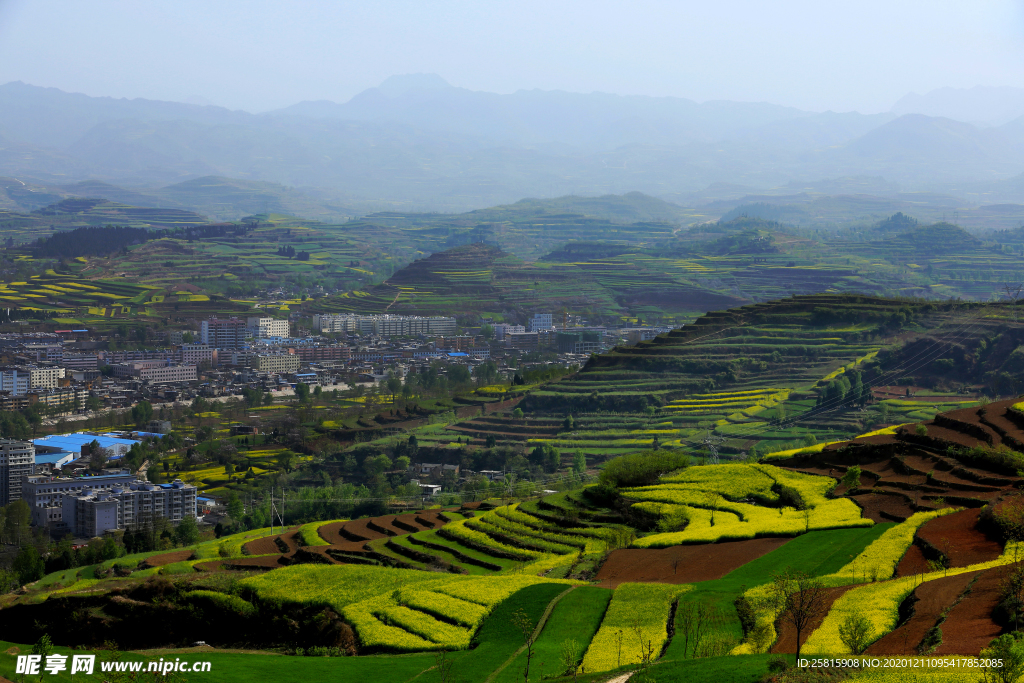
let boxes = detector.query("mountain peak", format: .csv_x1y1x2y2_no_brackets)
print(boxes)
377,73,453,97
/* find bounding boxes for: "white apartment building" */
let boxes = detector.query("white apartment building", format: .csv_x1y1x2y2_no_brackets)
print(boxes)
29,387,87,412
0,439,33,506
528,313,554,332
251,353,301,374
138,365,197,383
23,470,136,526
312,313,456,337
492,324,526,340
179,344,216,365
62,479,197,537
0,365,66,395
0,368,29,396
247,317,290,338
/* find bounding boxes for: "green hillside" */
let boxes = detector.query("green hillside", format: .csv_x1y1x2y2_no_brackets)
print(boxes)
432,294,1019,460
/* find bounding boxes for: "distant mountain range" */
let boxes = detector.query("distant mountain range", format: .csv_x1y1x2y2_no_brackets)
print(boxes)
2,77,1024,214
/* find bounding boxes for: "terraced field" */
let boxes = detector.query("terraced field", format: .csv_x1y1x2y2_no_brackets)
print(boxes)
8,398,1024,683
441,294,1016,460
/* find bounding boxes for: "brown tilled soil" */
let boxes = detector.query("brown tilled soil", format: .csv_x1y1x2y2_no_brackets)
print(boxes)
772,585,855,655
850,492,915,523
224,555,289,569
143,550,194,567
223,512,458,570
917,509,1003,568
194,560,227,572
242,528,300,556
933,565,1011,655
315,521,349,544
865,571,980,655
339,517,389,542
896,545,931,578
594,537,791,588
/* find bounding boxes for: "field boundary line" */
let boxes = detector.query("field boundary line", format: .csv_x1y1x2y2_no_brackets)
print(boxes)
483,585,576,683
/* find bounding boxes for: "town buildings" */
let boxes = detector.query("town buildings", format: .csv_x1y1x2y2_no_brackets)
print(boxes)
0,439,34,506
200,317,247,349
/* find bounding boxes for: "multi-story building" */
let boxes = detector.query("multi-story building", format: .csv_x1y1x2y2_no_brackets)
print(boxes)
179,344,216,366
0,367,30,396
28,387,87,412
61,479,197,537
295,345,351,362
247,317,290,338
507,332,540,351
200,317,247,349
312,313,456,337
250,353,301,374
0,365,66,395
528,313,554,332
492,324,525,340
23,470,136,526
21,343,64,363
111,360,166,378
556,331,602,354
168,330,199,345
138,365,197,384
110,361,196,383
61,353,99,370
0,439,33,506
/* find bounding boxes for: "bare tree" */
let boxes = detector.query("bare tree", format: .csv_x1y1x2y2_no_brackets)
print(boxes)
702,490,723,526
511,608,536,683
631,615,658,675
675,600,718,659
773,569,830,662
434,650,454,683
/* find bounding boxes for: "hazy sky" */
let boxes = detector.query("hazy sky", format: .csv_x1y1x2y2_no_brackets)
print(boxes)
0,0,1022,114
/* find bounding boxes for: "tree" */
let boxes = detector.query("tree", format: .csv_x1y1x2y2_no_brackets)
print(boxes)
176,515,200,546
276,451,296,473
132,400,153,426
31,633,53,659
563,414,574,431
12,544,44,585
294,382,310,403
395,455,411,471
773,569,829,661
511,608,536,683
226,491,244,522
559,638,582,680
572,450,586,474
703,490,723,526
981,632,1024,683
838,613,872,654
3,499,31,545
513,407,524,420
386,373,403,403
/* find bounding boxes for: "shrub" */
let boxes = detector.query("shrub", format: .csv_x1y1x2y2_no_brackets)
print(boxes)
949,444,1024,475
840,465,861,489
838,613,872,654
598,450,691,488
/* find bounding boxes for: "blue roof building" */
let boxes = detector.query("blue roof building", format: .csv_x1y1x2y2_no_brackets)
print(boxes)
33,432,140,457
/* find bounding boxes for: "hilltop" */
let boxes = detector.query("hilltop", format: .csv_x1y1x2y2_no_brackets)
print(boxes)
431,294,1024,461
308,241,747,324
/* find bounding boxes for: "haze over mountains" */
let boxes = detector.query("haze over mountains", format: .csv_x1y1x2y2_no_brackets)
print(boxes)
3,76,1024,215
